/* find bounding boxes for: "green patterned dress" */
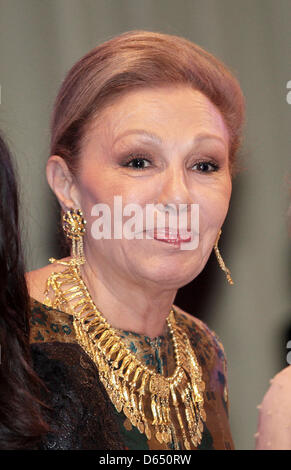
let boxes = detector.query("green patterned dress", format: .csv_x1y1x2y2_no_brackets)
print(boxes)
29,298,234,450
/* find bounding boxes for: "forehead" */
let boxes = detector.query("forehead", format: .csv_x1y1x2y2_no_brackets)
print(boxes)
84,85,229,146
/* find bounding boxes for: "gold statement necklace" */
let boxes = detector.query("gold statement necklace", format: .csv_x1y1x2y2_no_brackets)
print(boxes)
43,258,206,450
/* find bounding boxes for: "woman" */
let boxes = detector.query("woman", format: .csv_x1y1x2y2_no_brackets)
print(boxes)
0,133,49,449
255,196,291,450
26,30,245,450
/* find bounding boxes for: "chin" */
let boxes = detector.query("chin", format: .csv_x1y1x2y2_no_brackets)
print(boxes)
140,261,202,288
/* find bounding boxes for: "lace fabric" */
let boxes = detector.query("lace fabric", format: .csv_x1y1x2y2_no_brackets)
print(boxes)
31,342,125,450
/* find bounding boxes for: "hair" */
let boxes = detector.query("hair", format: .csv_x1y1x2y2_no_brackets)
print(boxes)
0,133,49,449
51,30,245,178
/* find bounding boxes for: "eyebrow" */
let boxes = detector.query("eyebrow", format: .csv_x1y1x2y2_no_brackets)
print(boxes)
113,129,162,145
113,129,228,150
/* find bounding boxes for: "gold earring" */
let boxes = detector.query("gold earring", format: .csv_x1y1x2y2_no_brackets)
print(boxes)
62,208,86,266
214,229,234,285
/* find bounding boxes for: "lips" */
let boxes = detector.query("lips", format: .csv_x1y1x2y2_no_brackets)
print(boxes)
145,228,193,243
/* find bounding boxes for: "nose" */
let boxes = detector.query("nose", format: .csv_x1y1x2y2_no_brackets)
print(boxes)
155,166,193,210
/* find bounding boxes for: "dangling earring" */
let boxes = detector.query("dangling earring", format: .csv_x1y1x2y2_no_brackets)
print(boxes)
214,229,234,285
62,208,87,266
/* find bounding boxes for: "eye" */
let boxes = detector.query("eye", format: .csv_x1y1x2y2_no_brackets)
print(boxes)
122,155,152,170
121,155,220,172
192,160,219,173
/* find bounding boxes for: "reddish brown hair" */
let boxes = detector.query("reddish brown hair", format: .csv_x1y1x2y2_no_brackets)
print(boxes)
51,30,245,177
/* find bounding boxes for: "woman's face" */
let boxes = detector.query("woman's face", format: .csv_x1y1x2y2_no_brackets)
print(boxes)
74,85,231,289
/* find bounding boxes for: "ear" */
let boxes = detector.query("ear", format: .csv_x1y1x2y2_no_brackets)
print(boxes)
46,155,81,211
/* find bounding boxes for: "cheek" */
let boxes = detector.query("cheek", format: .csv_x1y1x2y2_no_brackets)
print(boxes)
78,168,119,208
198,182,232,228
76,173,146,241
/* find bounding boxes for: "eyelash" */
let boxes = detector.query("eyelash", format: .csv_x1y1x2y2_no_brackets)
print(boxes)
121,154,220,173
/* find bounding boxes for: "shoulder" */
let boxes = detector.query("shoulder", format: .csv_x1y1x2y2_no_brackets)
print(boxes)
25,257,71,305
173,304,227,366
26,257,77,344
260,365,291,410
173,304,230,414
256,366,291,449
29,297,76,344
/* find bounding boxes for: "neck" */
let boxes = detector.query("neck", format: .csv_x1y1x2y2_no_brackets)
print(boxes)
78,255,177,339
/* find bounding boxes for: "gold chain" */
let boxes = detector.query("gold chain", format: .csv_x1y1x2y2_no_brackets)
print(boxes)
43,257,206,449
